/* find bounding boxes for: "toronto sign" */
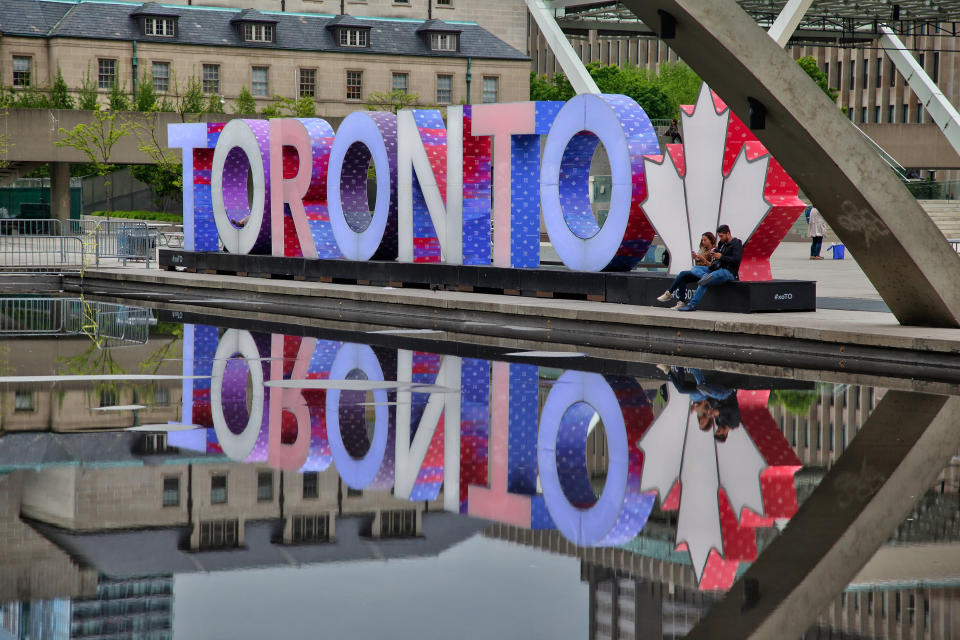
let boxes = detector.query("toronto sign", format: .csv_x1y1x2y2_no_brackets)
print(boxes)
168,83,805,280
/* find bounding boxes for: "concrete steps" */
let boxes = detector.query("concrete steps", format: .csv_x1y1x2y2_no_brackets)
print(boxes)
918,200,960,240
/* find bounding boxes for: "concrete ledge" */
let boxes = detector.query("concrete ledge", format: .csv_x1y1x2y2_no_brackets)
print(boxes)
158,249,816,313
65,268,960,388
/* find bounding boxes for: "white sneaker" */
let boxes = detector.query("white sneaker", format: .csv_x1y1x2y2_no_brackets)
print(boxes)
656,291,674,303
672,301,685,310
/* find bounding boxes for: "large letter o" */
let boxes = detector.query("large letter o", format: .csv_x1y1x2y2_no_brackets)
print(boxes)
326,343,390,489
327,111,398,261
537,371,629,545
212,119,272,255
211,329,265,461
540,94,660,272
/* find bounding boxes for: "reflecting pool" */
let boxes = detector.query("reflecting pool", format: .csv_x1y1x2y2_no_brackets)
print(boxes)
0,299,956,639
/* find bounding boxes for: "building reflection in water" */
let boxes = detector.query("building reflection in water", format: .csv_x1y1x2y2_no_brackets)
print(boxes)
2,322,960,639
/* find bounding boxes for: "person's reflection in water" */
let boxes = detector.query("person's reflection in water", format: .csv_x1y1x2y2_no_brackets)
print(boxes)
665,366,741,442
690,400,715,432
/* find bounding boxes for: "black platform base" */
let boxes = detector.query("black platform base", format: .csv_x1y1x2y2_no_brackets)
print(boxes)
159,250,816,313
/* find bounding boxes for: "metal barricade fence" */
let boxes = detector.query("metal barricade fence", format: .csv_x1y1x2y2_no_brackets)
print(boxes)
0,297,152,343
0,297,68,334
65,219,152,267
64,298,153,344
95,308,154,344
0,234,85,273
0,219,63,237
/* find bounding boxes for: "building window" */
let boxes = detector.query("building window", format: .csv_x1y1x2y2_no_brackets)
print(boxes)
143,16,176,37
152,62,169,93
436,0,453,5
211,474,227,504
298,68,316,98
430,33,457,51
252,66,269,96
849,60,855,91
346,487,363,498
100,388,118,407
12,56,31,87
346,70,363,100
890,60,896,87
339,28,369,47
436,74,452,104
14,391,34,412
875,57,882,87
874,106,880,123
888,104,894,123
916,103,923,124
138,432,168,454
381,509,416,537
861,58,868,89
933,51,940,83
392,72,408,93
163,476,180,507
199,519,239,550
482,76,498,103
835,61,842,88
302,472,319,499
243,23,274,42
903,103,909,123
860,106,867,123
98,58,117,90
292,514,330,542
202,64,220,94
257,471,273,502
153,385,170,407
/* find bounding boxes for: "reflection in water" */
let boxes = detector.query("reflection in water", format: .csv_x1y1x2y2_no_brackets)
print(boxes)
175,326,803,592
2,321,959,639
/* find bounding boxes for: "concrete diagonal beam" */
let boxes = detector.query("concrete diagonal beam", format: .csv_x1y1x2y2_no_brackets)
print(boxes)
881,26,960,162
525,0,601,95
684,390,960,640
620,0,960,328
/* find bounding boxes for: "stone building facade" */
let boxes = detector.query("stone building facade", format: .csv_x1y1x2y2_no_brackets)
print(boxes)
120,0,530,54
0,0,529,118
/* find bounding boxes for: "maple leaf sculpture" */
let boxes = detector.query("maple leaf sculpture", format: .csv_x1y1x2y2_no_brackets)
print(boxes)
643,83,806,281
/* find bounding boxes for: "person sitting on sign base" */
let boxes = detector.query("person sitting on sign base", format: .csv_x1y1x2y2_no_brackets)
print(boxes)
677,224,743,312
657,231,716,309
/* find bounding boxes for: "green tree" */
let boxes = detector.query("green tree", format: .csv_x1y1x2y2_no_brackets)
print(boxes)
8,85,52,109
260,101,282,118
134,73,158,112
205,93,225,114
0,109,9,169
796,56,839,103
768,389,820,416
530,71,574,102
650,61,701,116
531,62,700,119
233,86,258,115
77,67,99,110
56,109,131,215
258,94,317,118
366,90,420,113
108,80,130,111
130,87,183,209
175,75,206,119
50,67,75,110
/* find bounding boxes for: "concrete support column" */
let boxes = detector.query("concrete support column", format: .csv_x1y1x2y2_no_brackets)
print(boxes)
49,161,71,223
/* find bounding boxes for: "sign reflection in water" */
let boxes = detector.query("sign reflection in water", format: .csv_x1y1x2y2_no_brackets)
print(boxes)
172,325,801,591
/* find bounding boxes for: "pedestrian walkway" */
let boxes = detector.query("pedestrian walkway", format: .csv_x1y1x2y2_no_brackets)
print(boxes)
769,241,887,312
